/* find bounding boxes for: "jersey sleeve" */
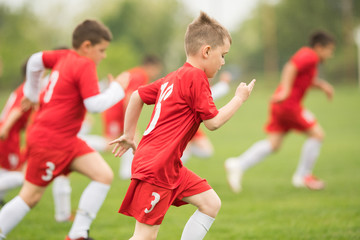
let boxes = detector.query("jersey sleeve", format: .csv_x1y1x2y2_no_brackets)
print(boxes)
77,61,101,100
12,84,25,109
189,71,219,121
138,78,162,105
291,48,318,72
42,49,70,69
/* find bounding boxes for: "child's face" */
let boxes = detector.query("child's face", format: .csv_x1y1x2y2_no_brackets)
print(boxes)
316,43,335,62
86,39,110,65
204,38,231,78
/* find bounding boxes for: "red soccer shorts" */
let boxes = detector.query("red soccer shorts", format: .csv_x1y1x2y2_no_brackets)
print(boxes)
119,168,212,225
0,138,26,171
266,104,317,133
25,138,94,186
103,102,125,138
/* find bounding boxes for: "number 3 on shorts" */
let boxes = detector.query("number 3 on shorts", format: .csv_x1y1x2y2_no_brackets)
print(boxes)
42,161,55,181
144,192,160,213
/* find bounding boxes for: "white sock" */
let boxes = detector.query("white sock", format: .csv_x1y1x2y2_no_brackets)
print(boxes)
237,139,273,171
181,147,191,164
190,145,213,159
294,138,322,177
52,176,72,222
119,149,133,179
78,134,108,152
0,171,24,202
68,181,110,239
181,210,215,240
0,171,24,191
0,196,30,237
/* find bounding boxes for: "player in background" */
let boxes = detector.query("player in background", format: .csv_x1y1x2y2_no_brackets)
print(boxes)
0,19,129,240
181,70,232,163
0,58,76,223
225,31,335,193
110,12,255,240
103,55,162,179
0,60,31,207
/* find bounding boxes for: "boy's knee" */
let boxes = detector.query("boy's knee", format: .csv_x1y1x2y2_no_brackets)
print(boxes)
93,168,114,185
309,129,325,141
199,195,221,218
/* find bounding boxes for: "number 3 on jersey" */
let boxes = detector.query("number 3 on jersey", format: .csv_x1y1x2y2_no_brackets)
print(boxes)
43,70,59,103
144,192,160,213
42,161,55,181
144,82,173,136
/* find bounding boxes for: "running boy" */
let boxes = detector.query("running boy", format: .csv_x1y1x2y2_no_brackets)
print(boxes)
110,12,255,240
225,31,335,193
0,60,31,206
0,19,129,240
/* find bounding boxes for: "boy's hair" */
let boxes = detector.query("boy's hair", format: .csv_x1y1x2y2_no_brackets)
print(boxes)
72,20,112,49
185,11,232,56
21,58,29,79
142,55,162,66
309,31,335,47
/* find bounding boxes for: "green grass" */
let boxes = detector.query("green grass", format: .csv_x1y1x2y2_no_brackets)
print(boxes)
1,81,360,240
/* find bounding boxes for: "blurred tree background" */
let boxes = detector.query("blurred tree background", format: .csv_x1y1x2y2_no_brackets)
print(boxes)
0,0,359,89
229,0,360,83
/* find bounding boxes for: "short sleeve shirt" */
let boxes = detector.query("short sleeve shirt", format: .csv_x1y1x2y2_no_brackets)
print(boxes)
273,47,319,109
132,62,218,189
27,50,100,149
0,84,31,148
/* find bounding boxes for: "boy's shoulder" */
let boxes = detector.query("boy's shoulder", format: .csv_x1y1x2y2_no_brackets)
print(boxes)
291,47,319,66
176,62,207,82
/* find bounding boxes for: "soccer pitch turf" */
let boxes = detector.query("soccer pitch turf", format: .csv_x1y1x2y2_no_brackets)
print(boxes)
1,81,359,239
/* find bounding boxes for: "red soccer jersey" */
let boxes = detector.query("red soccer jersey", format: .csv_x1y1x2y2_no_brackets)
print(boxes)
27,50,100,149
103,67,149,137
273,47,319,109
131,62,218,189
0,84,31,169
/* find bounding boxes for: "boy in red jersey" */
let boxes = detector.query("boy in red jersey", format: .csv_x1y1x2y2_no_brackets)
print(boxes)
0,20,129,240
103,55,162,179
225,31,335,193
0,61,31,206
110,12,255,240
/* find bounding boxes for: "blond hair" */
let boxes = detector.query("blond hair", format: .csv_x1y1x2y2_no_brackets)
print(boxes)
185,11,232,56
72,19,112,49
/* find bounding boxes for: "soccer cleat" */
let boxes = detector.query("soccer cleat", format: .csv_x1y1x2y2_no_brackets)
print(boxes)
56,213,75,223
64,236,94,240
292,175,325,190
224,157,243,193
65,230,94,240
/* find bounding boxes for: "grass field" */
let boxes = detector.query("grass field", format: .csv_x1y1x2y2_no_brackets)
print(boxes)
1,80,359,239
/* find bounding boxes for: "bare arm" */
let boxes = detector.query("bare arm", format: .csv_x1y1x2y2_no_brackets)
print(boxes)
0,108,23,140
109,90,144,157
312,78,334,101
271,62,297,103
204,79,255,131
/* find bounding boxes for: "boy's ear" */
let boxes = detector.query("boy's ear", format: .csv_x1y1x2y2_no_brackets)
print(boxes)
202,45,211,58
79,40,92,53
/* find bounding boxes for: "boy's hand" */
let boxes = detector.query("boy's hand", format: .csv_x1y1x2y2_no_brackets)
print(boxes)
0,127,9,140
235,79,256,102
322,83,334,101
109,135,137,157
21,97,37,112
108,72,130,90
